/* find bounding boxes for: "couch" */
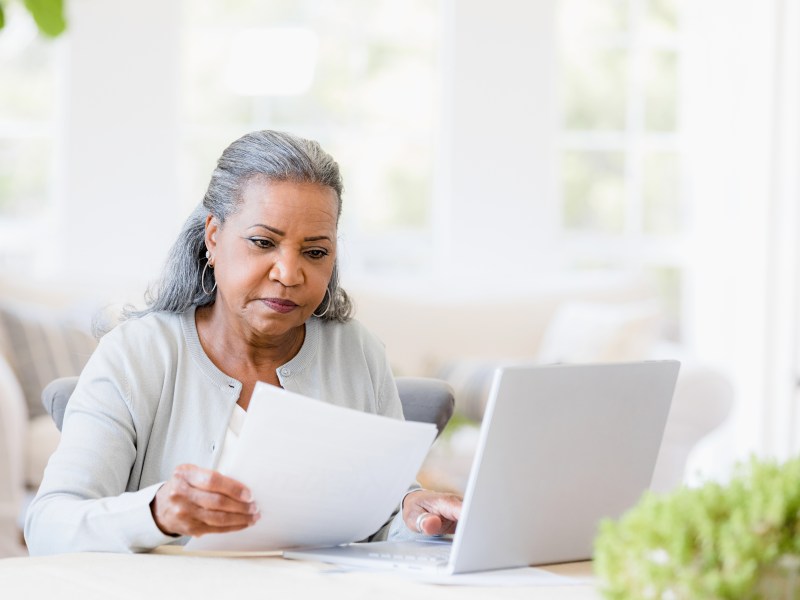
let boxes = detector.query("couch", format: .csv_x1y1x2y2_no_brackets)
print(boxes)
0,272,734,556
0,276,121,557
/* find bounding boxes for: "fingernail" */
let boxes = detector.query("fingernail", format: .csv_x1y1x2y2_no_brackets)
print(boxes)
241,489,252,502
248,503,259,514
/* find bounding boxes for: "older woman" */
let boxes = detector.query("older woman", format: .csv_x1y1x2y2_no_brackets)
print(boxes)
24,130,461,555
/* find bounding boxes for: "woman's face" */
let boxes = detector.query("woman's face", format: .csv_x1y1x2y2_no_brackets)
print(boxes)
205,178,338,341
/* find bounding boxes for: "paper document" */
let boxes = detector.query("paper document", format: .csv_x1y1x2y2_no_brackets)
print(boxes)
186,382,437,552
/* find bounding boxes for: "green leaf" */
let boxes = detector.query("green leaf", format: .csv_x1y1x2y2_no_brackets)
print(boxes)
594,455,800,597
24,0,67,38
0,3,5,31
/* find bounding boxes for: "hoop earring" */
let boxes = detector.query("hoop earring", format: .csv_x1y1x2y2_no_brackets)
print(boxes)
201,251,217,296
313,289,332,318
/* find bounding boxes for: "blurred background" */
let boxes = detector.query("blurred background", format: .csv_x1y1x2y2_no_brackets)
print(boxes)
0,0,798,492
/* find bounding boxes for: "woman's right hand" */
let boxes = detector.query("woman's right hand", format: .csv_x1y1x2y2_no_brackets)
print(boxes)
150,464,260,537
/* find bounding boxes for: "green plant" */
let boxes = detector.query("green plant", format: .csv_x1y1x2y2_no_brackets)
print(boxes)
594,456,800,599
0,0,67,38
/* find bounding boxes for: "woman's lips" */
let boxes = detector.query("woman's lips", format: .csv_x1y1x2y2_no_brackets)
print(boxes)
260,298,299,314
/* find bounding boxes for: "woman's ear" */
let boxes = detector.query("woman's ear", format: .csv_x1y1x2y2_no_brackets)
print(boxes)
204,215,219,254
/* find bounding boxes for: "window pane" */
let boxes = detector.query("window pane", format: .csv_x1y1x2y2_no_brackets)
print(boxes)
557,0,628,41
645,50,678,131
332,134,432,231
0,138,52,217
561,47,628,131
0,4,58,224
643,151,680,234
645,0,679,37
562,151,625,233
0,6,57,121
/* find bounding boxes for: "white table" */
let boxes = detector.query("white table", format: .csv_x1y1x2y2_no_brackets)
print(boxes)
0,550,602,599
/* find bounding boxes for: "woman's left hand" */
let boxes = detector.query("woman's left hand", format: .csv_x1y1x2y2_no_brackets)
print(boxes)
402,489,462,536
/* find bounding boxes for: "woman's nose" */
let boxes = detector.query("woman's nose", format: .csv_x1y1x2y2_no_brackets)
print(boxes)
269,252,304,286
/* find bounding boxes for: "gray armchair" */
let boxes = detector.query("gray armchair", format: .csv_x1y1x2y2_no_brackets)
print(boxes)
42,376,455,435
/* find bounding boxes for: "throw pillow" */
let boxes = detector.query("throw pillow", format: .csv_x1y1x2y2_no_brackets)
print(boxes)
0,303,97,419
536,300,662,364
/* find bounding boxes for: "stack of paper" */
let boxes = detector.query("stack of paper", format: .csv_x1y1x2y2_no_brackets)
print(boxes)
186,382,437,552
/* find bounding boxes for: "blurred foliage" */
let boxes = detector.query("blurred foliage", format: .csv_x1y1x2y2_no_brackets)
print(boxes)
0,40,56,119
557,0,628,40
646,0,679,36
646,50,678,131
562,151,625,233
437,411,480,443
595,456,800,599
0,138,51,216
23,0,66,37
562,48,628,131
643,151,680,234
0,0,66,37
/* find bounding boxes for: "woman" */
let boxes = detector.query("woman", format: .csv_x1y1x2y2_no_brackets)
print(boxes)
24,130,461,555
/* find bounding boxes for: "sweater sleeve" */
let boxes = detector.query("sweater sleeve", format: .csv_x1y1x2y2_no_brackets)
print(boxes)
24,333,176,555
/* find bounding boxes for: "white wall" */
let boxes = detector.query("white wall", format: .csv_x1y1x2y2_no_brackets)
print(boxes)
683,0,800,466
52,0,182,290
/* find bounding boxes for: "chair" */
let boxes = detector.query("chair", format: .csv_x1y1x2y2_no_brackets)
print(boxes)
649,365,734,492
42,376,455,436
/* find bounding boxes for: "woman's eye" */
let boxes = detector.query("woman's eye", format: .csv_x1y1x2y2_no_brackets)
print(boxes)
249,237,274,249
306,249,328,260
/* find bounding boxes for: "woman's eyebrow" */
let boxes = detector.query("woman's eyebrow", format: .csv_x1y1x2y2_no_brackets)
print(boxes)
249,224,332,243
250,224,285,235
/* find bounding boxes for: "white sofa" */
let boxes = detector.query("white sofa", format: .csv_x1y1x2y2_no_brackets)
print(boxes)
0,272,733,556
0,276,119,557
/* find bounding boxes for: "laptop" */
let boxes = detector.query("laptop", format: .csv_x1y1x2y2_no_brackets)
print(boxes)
284,360,680,574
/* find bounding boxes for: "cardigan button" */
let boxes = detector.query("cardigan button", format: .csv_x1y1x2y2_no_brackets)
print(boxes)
280,367,291,376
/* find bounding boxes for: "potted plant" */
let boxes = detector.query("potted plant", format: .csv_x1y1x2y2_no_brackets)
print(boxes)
594,456,800,599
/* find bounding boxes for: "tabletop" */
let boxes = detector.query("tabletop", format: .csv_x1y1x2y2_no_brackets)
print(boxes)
0,549,603,600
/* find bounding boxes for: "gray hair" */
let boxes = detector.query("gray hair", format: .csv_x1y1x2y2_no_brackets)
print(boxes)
127,130,353,323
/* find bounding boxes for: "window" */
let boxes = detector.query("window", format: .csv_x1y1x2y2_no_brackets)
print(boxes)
180,0,440,274
0,4,59,268
557,0,684,339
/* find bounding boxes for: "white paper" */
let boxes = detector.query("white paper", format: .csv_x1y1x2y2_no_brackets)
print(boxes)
186,382,437,552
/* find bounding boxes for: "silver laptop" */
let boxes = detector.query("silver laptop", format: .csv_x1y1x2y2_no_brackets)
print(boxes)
285,360,680,574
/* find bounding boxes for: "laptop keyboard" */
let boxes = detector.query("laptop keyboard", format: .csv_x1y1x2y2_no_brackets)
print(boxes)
365,541,452,565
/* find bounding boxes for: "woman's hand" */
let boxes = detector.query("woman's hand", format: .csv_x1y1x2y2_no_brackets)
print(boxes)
150,464,260,537
402,489,462,536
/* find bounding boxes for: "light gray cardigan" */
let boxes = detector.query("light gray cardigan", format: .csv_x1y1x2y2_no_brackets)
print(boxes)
24,307,409,555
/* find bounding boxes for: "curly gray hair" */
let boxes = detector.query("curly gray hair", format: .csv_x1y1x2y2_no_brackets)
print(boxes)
129,130,353,322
